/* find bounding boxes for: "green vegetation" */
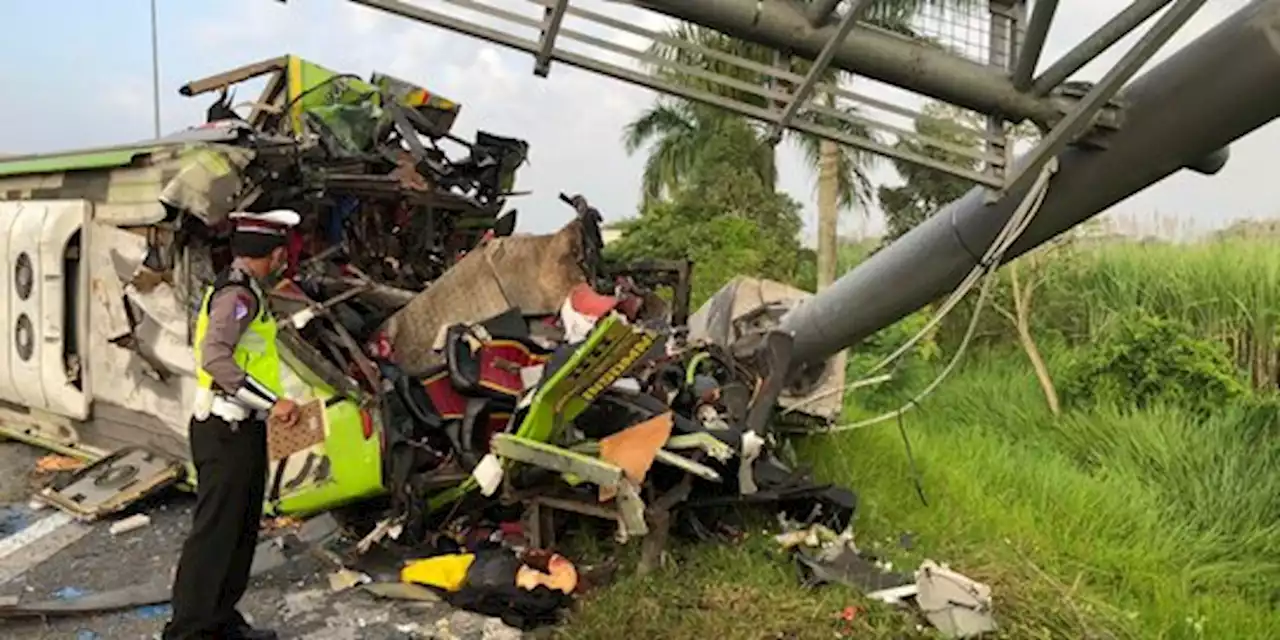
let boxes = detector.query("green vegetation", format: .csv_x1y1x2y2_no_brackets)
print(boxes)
579,5,1278,637
562,239,1280,640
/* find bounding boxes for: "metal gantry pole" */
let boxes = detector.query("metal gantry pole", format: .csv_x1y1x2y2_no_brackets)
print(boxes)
1031,0,1176,95
782,0,1273,367
345,0,1005,185
766,0,871,145
1012,0,1059,90
534,0,569,77
984,2,1017,191
1003,0,1207,199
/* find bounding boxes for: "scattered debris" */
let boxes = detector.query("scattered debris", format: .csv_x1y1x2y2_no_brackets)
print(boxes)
328,568,372,593
132,603,173,620
34,455,84,474
0,505,30,537
0,53,884,636
52,587,88,601
361,582,441,603
775,518,998,637
36,448,184,520
916,560,997,638
108,513,151,536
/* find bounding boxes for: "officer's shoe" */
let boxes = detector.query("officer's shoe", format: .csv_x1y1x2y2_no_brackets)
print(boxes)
224,622,279,640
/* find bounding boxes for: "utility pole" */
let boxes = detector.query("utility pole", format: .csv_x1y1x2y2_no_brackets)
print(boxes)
150,0,162,138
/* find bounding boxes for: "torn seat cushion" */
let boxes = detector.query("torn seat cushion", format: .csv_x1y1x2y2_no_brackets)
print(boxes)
423,366,468,421
445,398,514,469
445,326,551,400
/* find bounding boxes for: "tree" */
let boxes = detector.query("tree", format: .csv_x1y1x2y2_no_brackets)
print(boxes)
607,143,805,306
623,100,775,210
877,102,988,239
622,20,878,294
624,2,976,292
878,101,1039,239
992,243,1063,415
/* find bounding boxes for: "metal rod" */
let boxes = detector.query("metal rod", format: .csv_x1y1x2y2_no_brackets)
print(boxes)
766,0,871,145
1006,0,1207,197
983,4,1014,187
1012,0,1059,90
534,0,569,77
807,0,842,26
1031,0,1175,95
150,0,162,138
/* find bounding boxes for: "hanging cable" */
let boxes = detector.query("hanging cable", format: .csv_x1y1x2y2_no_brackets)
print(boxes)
785,156,1060,430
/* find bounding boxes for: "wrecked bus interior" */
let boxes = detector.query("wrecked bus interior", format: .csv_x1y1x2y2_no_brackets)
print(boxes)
0,56,850,565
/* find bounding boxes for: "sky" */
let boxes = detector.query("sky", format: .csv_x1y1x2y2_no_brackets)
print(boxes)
1,0,1276,240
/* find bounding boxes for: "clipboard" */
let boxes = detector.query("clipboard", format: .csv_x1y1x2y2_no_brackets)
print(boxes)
267,398,327,461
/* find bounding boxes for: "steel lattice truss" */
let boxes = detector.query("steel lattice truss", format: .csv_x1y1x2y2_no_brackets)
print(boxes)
322,0,1207,194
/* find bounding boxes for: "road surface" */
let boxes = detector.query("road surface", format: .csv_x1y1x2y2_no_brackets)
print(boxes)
0,440,522,639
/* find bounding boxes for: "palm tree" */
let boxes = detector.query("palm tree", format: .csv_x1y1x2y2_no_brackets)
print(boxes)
624,24,875,213
623,99,776,210
623,1,973,288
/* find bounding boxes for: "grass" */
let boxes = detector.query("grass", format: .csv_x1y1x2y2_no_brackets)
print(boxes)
556,237,1280,639
812,353,1279,639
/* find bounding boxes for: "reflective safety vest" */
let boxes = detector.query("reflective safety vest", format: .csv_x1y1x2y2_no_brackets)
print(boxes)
192,273,284,419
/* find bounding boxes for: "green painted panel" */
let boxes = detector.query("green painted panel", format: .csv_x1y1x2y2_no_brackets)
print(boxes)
0,146,157,178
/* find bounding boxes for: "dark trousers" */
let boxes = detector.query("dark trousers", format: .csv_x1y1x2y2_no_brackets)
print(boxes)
164,414,268,639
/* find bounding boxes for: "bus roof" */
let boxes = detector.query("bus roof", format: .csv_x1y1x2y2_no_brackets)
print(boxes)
0,144,164,178
0,123,254,179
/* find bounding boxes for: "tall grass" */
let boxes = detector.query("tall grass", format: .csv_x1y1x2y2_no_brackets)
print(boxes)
565,237,1280,640
804,351,1280,638
1035,239,1280,389
804,237,1280,638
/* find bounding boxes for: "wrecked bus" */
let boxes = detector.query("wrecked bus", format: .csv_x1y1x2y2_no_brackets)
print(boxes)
0,55,534,519
0,56,850,554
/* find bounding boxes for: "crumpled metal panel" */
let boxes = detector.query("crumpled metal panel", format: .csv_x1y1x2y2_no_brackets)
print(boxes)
87,224,195,442
382,219,590,375
158,143,256,226
37,446,185,519
688,276,844,421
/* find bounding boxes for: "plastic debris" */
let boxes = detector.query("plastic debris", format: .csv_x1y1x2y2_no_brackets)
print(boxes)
109,514,151,536
35,455,83,473
133,603,172,620
52,587,88,600
916,560,997,638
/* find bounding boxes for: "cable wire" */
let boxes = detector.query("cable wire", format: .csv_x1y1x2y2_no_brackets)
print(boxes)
791,157,1060,433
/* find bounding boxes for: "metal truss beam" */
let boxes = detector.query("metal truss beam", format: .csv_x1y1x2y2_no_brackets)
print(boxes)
1031,0,1175,96
1007,0,1206,198
343,0,1005,186
627,0,1063,126
1012,0,1058,90
766,0,871,145
534,0,569,77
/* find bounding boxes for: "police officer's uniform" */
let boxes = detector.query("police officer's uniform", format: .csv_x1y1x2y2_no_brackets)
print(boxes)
164,210,300,640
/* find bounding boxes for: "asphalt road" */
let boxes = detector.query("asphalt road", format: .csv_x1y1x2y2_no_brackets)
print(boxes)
0,440,523,640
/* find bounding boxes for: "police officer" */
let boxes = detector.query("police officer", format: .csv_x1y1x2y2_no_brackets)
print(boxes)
164,210,301,640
